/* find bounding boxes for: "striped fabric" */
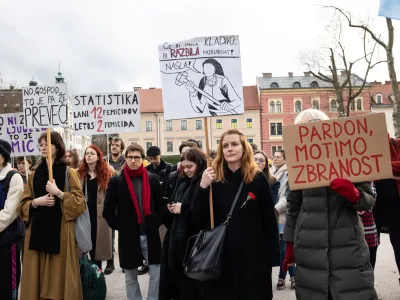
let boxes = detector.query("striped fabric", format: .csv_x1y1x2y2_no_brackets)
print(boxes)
359,182,379,248
11,244,17,300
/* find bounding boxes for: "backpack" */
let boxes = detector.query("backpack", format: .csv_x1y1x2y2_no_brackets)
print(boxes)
79,254,107,300
0,170,25,248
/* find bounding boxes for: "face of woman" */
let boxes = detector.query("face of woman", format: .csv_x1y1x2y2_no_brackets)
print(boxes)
222,134,244,165
0,154,4,167
39,138,56,158
273,152,286,168
182,160,198,179
203,63,216,77
254,153,266,171
85,147,99,165
65,151,73,165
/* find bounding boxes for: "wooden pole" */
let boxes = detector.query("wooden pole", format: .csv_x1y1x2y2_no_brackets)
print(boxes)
106,134,110,164
24,156,29,182
204,117,214,229
47,128,53,183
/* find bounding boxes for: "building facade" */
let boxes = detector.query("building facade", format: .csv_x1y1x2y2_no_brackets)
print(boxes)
120,86,262,155
257,72,371,157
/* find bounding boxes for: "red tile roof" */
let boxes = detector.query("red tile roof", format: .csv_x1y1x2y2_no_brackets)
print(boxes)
370,81,400,105
138,86,260,113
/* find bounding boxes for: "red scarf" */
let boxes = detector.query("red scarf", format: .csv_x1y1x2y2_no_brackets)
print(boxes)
123,164,151,224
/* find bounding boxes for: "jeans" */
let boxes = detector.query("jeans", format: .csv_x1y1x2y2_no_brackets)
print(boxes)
279,234,296,279
125,236,160,300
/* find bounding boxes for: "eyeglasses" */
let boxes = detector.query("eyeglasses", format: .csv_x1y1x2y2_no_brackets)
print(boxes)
126,156,142,161
85,152,97,156
254,158,265,163
273,156,283,160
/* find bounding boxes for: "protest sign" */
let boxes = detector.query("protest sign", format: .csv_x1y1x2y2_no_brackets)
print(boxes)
283,113,393,190
22,84,68,129
0,112,46,157
159,35,244,120
72,92,140,135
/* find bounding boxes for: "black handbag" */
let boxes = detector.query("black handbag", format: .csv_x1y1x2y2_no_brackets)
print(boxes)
183,180,244,281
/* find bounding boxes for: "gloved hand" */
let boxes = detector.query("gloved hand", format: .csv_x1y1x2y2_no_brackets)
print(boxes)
282,242,295,272
330,178,360,204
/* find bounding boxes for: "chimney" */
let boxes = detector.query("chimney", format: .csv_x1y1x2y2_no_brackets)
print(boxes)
262,73,272,78
149,87,156,89
304,71,311,77
134,87,142,91
341,70,347,76
385,81,391,85
288,72,293,77
9,85,14,90
29,79,38,86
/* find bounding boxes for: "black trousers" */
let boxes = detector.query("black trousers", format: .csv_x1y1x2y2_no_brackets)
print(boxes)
0,244,21,300
369,246,378,270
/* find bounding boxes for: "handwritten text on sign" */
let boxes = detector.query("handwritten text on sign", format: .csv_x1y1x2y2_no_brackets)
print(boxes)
72,92,140,135
23,85,68,128
0,113,46,157
283,114,393,190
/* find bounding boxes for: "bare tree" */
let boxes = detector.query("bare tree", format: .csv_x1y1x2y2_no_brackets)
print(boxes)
325,6,400,135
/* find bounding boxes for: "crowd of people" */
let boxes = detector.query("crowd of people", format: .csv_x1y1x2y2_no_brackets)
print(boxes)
0,109,399,300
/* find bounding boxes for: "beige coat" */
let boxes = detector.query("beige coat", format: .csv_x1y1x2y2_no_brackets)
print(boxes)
79,176,112,261
18,168,85,300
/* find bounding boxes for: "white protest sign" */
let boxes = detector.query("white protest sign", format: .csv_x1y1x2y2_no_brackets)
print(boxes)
22,84,68,129
72,92,140,135
159,35,244,120
0,112,46,157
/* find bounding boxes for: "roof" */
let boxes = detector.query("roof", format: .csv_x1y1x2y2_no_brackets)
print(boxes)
139,86,260,113
0,89,23,114
369,81,399,105
257,74,367,90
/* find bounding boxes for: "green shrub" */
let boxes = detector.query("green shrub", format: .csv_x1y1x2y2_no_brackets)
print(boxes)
162,155,181,165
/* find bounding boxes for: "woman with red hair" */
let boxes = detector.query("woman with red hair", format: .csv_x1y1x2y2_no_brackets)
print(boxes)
78,145,114,268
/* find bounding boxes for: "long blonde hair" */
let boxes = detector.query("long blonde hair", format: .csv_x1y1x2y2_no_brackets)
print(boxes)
212,129,260,184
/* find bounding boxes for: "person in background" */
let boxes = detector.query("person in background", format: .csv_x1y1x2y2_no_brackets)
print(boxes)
16,156,32,185
146,146,173,188
283,109,377,300
65,149,80,169
0,140,24,300
192,129,280,300
77,145,113,269
19,131,86,300
270,149,295,290
253,150,279,204
250,143,258,153
103,144,163,300
105,136,126,275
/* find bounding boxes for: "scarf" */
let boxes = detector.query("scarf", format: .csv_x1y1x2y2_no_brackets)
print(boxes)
29,161,66,253
270,164,288,182
123,164,151,224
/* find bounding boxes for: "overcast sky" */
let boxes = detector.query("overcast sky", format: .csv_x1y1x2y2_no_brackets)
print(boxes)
0,0,398,93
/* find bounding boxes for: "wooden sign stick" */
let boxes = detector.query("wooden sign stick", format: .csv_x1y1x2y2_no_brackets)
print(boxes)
46,129,53,190
204,117,214,229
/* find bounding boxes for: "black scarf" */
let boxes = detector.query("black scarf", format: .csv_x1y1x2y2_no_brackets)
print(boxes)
29,161,66,253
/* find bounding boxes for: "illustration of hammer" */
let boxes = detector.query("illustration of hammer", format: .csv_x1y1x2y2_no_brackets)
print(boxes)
175,72,238,114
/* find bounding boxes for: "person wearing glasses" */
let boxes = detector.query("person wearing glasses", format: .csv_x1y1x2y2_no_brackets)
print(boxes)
254,150,280,205
103,144,163,300
77,145,113,269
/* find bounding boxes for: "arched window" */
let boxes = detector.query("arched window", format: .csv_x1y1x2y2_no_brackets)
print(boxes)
331,100,337,112
311,81,319,88
357,99,362,110
276,101,282,113
270,101,275,113
295,101,302,113
293,82,301,88
350,100,355,111
312,100,319,110
270,82,279,88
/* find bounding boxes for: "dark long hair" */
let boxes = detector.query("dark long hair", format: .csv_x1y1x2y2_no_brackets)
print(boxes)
179,148,207,180
66,149,80,169
198,59,225,100
38,131,66,165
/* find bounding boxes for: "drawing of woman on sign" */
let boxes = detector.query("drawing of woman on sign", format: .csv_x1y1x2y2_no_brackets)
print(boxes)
183,59,242,116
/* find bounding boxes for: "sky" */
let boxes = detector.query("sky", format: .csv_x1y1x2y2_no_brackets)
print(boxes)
0,0,398,94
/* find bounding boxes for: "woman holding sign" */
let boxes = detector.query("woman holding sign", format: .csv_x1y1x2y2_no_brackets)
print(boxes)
18,132,86,300
283,109,377,300
191,129,280,300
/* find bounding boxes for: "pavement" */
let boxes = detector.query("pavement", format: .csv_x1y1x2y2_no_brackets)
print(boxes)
105,233,399,300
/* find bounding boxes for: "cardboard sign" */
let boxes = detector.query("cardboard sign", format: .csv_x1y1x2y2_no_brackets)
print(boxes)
0,112,46,156
159,35,244,120
72,92,140,135
283,113,393,190
22,84,68,128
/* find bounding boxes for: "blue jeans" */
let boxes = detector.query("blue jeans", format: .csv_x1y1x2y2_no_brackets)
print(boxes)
279,234,296,279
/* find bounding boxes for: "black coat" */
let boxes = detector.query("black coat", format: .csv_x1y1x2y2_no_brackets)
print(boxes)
192,168,280,300
103,172,163,269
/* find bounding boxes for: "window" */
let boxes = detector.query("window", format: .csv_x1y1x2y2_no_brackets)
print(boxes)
181,120,187,130
350,100,355,111
312,100,319,110
330,100,337,112
146,142,152,150
167,141,173,152
146,121,152,131
166,120,172,131
231,119,238,129
270,82,279,88
293,82,301,88
376,94,382,104
196,120,202,130
272,145,283,154
295,101,302,113
270,101,275,113
276,101,282,113
216,140,220,146
310,81,319,88
247,138,254,144
196,140,203,149
246,118,253,128
216,119,222,129
270,122,283,136
357,99,362,110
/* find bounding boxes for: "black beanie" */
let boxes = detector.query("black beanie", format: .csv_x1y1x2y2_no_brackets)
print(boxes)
0,139,11,163
146,146,161,157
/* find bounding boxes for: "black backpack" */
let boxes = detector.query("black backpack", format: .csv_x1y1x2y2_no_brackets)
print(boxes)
0,170,25,248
